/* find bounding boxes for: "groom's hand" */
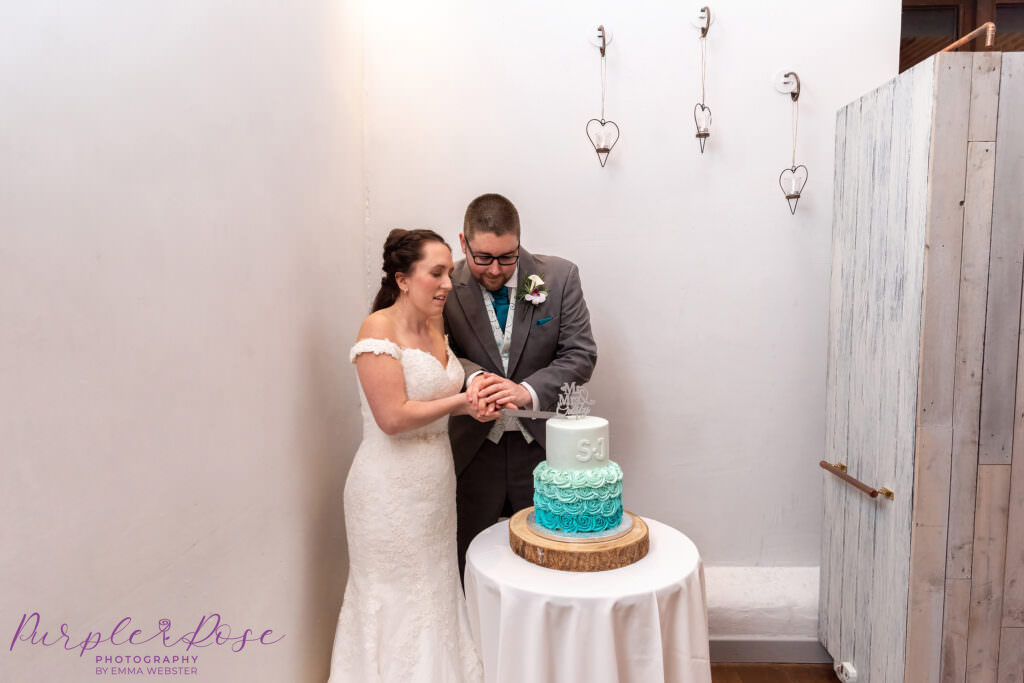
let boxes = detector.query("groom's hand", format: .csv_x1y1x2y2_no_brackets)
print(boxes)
476,378,531,410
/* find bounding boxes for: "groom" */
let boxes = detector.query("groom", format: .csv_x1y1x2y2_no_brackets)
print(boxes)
444,193,598,578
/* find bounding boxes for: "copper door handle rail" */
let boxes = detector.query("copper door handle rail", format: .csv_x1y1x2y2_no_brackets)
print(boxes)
819,460,894,500
939,21,996,52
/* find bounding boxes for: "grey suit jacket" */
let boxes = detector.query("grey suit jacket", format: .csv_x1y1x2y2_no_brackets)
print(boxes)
443,248,598,476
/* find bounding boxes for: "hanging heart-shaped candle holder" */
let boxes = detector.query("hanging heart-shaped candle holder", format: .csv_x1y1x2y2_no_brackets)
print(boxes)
586,118,620,167
775,71,808,214
779,164,808,215
586,25,620,167
693,7,712,154
694,103,712,153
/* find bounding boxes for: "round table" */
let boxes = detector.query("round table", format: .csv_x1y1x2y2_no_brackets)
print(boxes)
464,517,712,683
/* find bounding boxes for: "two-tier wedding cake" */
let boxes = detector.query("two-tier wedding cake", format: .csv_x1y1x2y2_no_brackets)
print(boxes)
511,382,647,571
532,415,623,533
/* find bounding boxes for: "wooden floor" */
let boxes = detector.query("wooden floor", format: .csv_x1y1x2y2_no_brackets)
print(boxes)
711,663,838,682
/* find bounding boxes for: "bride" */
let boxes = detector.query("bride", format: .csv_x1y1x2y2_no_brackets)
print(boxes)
328,229,490,682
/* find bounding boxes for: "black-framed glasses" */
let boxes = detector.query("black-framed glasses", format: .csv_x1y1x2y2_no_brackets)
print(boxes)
465,240,520,266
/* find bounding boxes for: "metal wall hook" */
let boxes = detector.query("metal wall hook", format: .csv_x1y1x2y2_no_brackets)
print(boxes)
598,25,607,56
699,7,711,38
785,71,801,101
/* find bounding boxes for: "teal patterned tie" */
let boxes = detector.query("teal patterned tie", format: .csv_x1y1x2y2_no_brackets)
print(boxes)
490,287,509,332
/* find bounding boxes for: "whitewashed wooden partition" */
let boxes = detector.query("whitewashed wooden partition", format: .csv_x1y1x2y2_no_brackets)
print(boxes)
820,52,1024,683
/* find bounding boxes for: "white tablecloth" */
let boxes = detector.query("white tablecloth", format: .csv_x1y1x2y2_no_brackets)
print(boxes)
465,517,711,683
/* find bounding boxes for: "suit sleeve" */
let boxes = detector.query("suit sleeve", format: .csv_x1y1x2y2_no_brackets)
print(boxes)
519,264,597,410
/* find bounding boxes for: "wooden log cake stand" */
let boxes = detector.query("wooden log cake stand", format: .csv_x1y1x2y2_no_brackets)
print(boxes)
509,507,649,572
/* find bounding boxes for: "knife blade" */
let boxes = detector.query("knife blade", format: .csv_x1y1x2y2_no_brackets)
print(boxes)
500,408,560,420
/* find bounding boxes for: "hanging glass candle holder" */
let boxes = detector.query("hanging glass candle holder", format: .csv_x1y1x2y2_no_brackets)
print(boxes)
694,104,711,154
779,164,809,215
694,7,712,153
585,25,620,167
586,119,619,167
777,71,808,214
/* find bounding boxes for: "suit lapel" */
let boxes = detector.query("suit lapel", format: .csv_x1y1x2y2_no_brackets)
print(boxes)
507,249,537,378
453,262,505,372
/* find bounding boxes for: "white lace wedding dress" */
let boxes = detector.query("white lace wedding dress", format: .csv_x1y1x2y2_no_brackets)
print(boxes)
328,338,483,683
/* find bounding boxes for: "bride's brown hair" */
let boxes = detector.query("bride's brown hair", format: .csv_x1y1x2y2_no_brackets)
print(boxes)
372,229,450,312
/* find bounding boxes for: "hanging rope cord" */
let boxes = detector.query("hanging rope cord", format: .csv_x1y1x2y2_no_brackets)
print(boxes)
791,99,799,168
600,51,607,121
698,34,708,105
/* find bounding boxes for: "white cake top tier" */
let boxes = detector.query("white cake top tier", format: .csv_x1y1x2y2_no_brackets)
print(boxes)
544,416,611,471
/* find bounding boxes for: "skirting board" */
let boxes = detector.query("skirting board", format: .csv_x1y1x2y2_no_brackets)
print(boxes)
710,637,833,664
705,566,827,662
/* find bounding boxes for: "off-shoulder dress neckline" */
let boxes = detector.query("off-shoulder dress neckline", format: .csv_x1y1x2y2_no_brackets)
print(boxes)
355,336,452,371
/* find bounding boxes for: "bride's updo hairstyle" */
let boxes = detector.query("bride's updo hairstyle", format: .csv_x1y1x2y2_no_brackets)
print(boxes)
372,228,450,312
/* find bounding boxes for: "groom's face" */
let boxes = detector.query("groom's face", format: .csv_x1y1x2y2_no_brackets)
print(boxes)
460,231,519,291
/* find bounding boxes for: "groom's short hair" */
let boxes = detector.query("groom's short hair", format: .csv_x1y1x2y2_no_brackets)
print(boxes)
464,193,520,239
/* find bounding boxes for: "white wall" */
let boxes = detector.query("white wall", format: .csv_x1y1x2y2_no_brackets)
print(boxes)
360,0,900,565
0,2,364,681
0,2,906,679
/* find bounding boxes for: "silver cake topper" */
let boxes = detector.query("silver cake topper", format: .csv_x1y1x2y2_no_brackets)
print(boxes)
555,382,595,419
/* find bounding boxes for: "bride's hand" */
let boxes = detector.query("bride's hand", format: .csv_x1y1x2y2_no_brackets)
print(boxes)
455,392,500,422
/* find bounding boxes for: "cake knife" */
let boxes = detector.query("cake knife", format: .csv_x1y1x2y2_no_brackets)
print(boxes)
500,408,560,420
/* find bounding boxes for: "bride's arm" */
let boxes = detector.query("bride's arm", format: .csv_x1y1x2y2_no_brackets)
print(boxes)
354,313,475,435
355,353,472,435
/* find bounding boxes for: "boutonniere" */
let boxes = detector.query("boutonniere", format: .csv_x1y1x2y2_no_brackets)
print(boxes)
517,273,548,305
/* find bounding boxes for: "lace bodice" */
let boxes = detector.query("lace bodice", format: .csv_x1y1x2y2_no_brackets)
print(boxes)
349,337,465,440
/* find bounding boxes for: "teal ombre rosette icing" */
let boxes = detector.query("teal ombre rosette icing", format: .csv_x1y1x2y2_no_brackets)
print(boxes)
532,461,622,488
599,498,619,516
533,479,622,504
532,459,624,533
533,504,623,533
536,497,618,516
546,498,567,515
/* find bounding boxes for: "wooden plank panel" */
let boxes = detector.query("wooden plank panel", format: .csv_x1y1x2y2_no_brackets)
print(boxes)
1003,237,1024,629
823,61,934,681
819,102,850,652
968,52,1001,142
839,87,875,672
913,53,970,433
996,628,1024,683
839,487,864,672
823,97,861,660
868,64,931,683
852,80,893,678
966,465,1012,683
940,578,971,683
947,140,997,580
884,61,937,683
905,52,972,683
996,52,1024,637
947,52,1001,581
979,53,1024,466
906,444,953,682
882,59,936,683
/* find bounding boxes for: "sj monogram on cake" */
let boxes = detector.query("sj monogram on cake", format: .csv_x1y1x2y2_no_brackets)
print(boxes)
575,437,607,462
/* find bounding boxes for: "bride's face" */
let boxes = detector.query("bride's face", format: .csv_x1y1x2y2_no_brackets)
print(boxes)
397,241,454,316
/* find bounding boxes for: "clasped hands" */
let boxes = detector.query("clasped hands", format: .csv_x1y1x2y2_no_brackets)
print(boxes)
466,373,531,421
